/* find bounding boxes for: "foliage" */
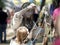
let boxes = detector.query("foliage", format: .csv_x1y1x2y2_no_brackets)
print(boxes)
0,0,5,8
33,0,40,6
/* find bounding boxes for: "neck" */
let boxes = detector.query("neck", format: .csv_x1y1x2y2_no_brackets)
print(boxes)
15,37,20,43
15,37,23,44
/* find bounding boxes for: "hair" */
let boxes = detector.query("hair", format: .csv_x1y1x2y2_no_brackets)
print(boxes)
16,26,29,43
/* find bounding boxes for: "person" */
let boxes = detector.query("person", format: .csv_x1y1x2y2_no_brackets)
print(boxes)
33,6,38,22
52,0,60,45
21,3,38,31
0,7,8,43
50,0,57,16
40,0,46,12
39,0,46,27
7,9,11,28
53,0,60,27
50,0,58,31
12,3,38,32
53,15,60,45
10,26,29,45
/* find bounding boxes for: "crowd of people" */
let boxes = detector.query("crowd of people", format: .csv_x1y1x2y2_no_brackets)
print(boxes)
0,0,60,45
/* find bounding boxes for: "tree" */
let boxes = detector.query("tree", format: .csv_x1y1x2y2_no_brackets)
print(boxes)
0,0,5,8
40,0,46,12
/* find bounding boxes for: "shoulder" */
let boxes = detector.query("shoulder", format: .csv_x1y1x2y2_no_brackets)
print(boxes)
14,11,23,18
10,39,15,43
10,39,19,45
53,8,59,13
53,8,59,15
10,39,15,45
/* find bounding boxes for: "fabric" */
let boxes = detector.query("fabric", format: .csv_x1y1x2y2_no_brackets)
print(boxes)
53,7,60,45
0,10,8,24
53,7,60,21
0,24,7,42
10,40,20,45
12,8,29,30
53,38,60,45
10,39,31,45
50,4,55,15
